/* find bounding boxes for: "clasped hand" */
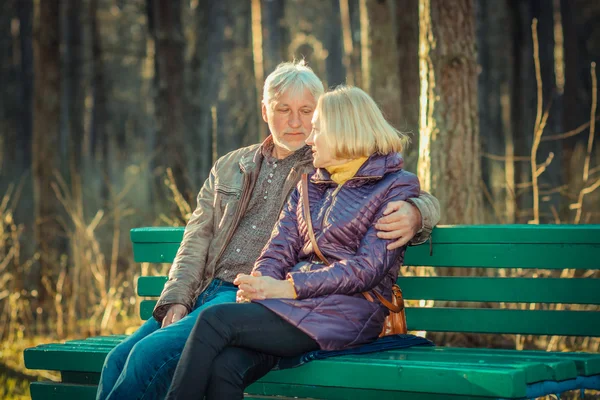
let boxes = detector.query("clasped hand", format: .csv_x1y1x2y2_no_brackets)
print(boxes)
233,271,295,303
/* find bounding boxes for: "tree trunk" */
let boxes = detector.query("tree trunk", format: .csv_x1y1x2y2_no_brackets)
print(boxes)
561,0,600,223
324,1,346,87
531,0,563,223
418,0,483,224
0,0,17,175
18,0,34,172
15,0,35,258
261,0,287,77
186,0,259,178
476,0,516,223
362,0,403,150
64,0,85,174
185,1,212,189
89,0,109,203
149,0,188,199
32,0,63,313
396,0,420,172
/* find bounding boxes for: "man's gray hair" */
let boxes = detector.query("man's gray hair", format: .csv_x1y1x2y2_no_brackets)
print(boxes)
262,60,325,108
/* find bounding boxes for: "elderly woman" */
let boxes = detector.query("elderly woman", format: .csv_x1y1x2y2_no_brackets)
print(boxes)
165,86,420,399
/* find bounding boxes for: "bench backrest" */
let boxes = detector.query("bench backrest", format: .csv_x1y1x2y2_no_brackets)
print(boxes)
131,225,600,337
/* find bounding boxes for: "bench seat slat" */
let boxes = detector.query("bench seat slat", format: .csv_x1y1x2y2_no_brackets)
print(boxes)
405,347,600,376
247,382,508,400
31,381,452,400
399,277,600,304
257,359,528,398
340,350,577,381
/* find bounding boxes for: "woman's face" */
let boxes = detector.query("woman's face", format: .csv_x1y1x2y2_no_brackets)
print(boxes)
306,110,339,169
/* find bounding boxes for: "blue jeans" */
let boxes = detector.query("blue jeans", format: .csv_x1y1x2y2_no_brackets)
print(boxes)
96,279,237,400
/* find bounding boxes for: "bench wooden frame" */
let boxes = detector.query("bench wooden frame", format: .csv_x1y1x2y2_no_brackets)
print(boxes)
25,225,600,399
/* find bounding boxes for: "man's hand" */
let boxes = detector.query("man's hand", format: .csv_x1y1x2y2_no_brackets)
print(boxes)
375,200,422,250
234,271,296,301
161,304,188,328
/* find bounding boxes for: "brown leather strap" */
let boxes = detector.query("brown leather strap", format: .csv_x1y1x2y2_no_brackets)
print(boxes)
301,174,402,313
373,289,403,313
301,174,330,265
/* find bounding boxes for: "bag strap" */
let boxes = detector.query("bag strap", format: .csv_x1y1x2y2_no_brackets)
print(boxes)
301,174,402,313
301,174,330,265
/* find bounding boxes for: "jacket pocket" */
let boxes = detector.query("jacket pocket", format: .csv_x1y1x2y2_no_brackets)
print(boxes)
214,184,241,230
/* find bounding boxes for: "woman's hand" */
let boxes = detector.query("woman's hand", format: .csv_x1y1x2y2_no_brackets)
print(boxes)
234,271,296,301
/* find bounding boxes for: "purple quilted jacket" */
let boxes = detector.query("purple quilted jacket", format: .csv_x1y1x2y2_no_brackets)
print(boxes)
254,152,420,351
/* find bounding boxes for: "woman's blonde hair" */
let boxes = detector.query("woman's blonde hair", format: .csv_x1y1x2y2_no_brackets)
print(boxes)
263,60,325,108
315,85,409,158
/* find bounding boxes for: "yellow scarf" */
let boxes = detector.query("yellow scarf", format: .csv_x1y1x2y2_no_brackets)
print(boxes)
326,157,369,185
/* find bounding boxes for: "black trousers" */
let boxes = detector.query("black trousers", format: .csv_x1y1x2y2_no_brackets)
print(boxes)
165,302,319,400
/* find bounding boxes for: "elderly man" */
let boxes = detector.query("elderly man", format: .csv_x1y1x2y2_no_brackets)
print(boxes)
97,60,440,400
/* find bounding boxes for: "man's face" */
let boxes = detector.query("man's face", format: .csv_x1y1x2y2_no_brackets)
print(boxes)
262,88,317,159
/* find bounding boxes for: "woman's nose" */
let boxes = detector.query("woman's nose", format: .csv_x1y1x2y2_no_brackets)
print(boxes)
305,132,314,145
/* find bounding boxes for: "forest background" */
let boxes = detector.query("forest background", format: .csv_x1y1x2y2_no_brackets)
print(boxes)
0,0,599,398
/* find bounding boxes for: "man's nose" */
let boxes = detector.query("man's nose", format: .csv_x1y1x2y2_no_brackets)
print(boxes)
288,112,302,128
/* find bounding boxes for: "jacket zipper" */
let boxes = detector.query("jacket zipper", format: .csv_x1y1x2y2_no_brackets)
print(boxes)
320,175,379,227
322,184,344,225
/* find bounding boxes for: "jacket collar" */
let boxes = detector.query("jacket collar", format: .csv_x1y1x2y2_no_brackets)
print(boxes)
311,152,404,184
240,135,314,173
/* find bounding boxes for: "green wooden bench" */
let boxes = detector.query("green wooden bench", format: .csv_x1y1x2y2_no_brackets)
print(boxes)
25,225,600,399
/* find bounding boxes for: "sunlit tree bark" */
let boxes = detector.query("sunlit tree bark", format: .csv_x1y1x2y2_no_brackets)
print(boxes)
418,0,483,224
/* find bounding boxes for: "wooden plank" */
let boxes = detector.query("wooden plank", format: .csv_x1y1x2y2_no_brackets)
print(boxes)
138,276,168,296
61,371,100,385
403,243,600,269
339,350,577,381
405,308,600,336
254,358,528,398
130,227,184,243
140,300,155,320
406,347,600,376
30,382,97,400
139,301,600,337
398,277,600,304
132,242,180,263
247,383,499,400
428,225,600,244
132,241,600,269
24,346,109,372
137,276,600,304
130,225,600,245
